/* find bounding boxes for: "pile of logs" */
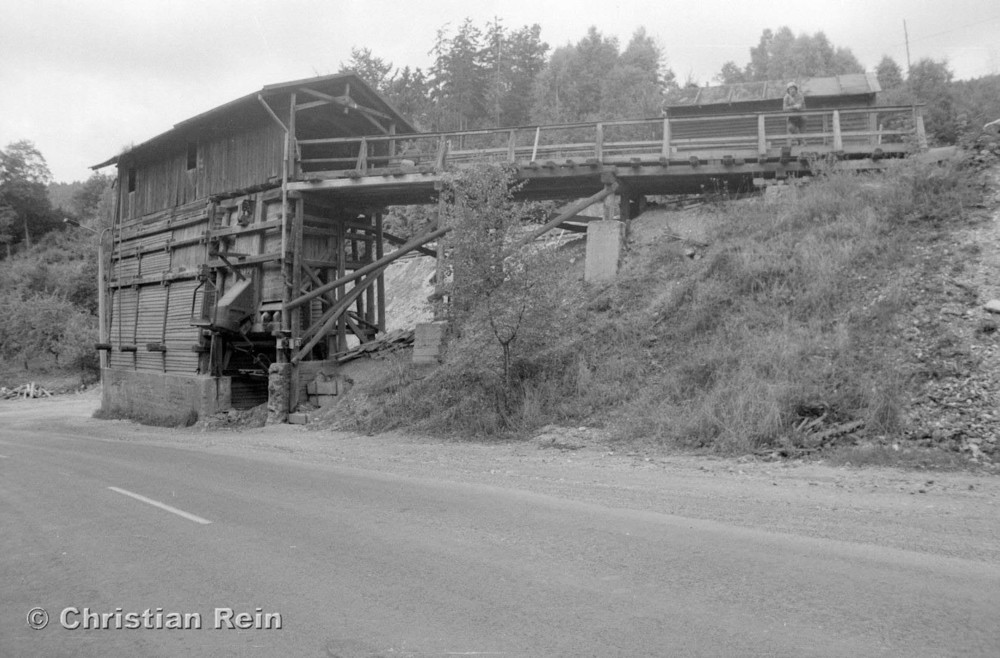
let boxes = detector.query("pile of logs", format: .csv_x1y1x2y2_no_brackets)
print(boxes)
0,382,53,399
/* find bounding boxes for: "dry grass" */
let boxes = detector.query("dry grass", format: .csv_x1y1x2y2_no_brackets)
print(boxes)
330,156,977,454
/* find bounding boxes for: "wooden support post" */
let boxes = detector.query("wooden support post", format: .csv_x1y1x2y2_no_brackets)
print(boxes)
603,185,616,222
364,214,376,329
160,282,170,373
289,195,304,410
595,123,604,162
435,136,448,170
531,127,540,162
357,137,368,172
336,220,347,354
375,211,386,333
832,110,843,152
507,130,517,163
435,191,447,286
868,111,878,146
289,92,299,179
661,117,672,158
618,183,636,226
914,106,928,150
352,229,364,321
277,95,293,362
757,114,767,158
131,285,140,370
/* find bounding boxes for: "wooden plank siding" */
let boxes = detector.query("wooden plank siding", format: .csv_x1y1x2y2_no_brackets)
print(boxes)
107,188,294,375
119,119,284,220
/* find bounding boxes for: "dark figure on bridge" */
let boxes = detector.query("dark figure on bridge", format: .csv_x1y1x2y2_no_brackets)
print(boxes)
783,82,806,146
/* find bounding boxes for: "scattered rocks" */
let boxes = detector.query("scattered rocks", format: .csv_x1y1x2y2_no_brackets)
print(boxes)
900,164,1000,463
532,425,602,451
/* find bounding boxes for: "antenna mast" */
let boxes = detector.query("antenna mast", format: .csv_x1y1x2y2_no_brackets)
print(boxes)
903,19,912,71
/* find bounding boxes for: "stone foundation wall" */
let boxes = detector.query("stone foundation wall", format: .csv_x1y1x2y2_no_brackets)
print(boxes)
101,369,231,425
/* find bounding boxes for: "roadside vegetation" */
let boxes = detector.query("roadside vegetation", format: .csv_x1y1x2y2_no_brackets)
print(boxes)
0,140,112,389
330,153,992,458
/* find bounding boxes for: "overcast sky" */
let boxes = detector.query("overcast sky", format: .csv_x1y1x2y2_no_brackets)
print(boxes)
2,0,998,183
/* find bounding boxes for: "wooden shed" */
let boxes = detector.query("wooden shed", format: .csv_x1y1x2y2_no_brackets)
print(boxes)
93,73,417,423
662,73,885,150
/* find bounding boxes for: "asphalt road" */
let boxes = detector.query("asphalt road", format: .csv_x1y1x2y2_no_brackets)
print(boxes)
2,410,999,656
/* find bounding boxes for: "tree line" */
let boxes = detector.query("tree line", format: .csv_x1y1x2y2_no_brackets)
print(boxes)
339,19,675,131
0,141,112,381
342,20,998,148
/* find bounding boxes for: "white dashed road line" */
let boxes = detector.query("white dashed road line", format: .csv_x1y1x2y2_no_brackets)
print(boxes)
108,486,212,525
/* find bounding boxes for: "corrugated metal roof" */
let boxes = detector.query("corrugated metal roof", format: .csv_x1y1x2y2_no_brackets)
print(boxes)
665,73,881,108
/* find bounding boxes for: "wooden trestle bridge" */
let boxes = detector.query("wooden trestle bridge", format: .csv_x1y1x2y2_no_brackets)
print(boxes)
279,103,925,365
290,104,926,205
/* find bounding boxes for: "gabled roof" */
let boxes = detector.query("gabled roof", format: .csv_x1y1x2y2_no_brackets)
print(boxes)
94,72,417,169
664,73,881,109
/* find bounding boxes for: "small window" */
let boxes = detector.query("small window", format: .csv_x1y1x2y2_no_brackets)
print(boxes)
186,141,198,171
127,167,137,193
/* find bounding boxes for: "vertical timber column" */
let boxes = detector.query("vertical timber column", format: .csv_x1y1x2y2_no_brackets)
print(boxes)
277,94,295,363
364,211,376,330
273,92,296,422
336,219,347,353
289,193,304,409
375,211,386,332
602,177,616,222
352,227,363,322
434,182,447,320
325,228,338,358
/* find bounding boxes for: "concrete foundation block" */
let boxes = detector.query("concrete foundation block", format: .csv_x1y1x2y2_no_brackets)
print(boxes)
101,369,230,426
288,412,310,425
413,321,447,365
585,220,625,283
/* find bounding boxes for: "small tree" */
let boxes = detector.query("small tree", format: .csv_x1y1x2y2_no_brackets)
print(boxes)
908,58,957,143
438,164,564,414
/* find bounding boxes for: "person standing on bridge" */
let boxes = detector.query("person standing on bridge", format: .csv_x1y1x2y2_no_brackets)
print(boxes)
783,82,806,146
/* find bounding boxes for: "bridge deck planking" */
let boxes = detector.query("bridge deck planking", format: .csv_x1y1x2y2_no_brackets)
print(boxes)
291,105,921,204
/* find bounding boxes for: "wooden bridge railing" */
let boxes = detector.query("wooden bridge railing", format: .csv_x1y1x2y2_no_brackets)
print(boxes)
294,105,926,177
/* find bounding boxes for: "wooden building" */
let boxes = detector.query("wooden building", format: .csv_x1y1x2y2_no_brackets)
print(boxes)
93,73,417,423
662,73,888,151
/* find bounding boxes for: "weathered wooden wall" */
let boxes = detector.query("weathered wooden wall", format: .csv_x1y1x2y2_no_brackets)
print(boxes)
119,119,284,220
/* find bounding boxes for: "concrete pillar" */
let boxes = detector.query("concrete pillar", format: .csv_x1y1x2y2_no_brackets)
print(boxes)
585,220,625,283
267,362,292,424
413,321,447,365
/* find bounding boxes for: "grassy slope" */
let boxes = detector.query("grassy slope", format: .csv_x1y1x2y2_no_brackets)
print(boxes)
328,154,996,462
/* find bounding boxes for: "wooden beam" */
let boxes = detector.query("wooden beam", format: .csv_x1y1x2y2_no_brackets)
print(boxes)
292,271,377,363
286,224,448,311
383,230,437,257
299,86,393,132
295,99,330,112
514,184,617,248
